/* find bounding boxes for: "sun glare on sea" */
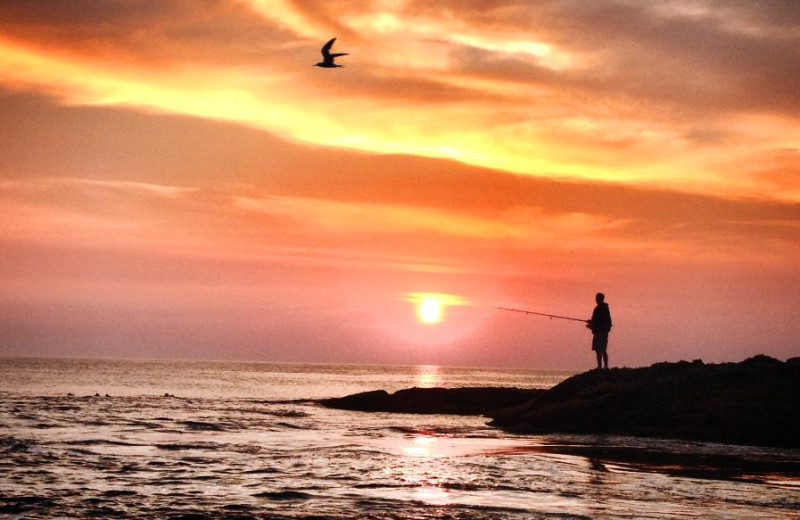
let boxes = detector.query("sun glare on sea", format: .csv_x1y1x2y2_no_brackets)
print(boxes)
404,292,467,325
414,365,441,387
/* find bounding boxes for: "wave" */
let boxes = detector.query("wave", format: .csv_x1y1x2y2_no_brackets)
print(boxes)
102,489,139,497
63,438,145,447
252,490,313,501
181,420,226,431
1,436,36,452
156,442,219,451
242,467,281,474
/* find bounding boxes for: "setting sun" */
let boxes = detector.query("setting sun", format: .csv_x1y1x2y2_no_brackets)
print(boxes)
418,299,442,324
404,292,467,325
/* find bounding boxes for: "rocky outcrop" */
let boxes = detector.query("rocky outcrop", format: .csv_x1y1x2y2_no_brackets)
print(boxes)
321,356,800,448
488,355,800,448
319,386,545,416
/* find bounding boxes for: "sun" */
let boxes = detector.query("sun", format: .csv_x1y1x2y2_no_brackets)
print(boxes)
404,292,466,325
418,298,443,324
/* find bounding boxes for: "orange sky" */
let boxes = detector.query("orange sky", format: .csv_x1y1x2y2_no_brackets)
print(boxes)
0,1,798,369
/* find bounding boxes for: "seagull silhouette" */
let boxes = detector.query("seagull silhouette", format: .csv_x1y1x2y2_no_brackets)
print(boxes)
315,37,348,68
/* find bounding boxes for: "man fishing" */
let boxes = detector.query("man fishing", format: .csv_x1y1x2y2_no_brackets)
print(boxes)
497,293,613,370
587,293,612,370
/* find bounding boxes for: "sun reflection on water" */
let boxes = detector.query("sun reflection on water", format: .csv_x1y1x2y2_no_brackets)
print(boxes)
402,435,437,457
413,365,441,388
412,486,451,505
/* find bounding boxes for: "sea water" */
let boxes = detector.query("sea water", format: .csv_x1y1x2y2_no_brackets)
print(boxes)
1,357,798,519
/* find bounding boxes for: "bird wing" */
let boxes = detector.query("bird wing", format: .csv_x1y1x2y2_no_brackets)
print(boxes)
328,53,348,58
321,38,336,57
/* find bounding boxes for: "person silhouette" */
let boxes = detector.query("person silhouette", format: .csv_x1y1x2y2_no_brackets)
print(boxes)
586,293,612,369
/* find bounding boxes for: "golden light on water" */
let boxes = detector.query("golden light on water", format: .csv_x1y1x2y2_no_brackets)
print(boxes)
413,365,441,388
403,436,437,457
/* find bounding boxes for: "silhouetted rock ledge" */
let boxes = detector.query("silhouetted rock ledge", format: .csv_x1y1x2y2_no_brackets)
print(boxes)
488,355,800,448
321,356,799,448
319,387,545,416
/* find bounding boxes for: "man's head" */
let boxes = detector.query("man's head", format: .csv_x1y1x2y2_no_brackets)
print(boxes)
595,293,605,304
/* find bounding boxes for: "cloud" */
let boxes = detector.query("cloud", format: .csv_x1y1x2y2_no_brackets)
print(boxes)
749,147,800,200
1,1,799,199
1,90,798,263
1,129,797,293
0,85,797,364
0,0,294,67
234,194,525,238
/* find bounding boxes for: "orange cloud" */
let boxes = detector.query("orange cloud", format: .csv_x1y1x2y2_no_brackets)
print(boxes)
0,2,798,201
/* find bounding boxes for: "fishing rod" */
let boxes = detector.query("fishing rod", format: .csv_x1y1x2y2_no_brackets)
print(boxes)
496,307,588,323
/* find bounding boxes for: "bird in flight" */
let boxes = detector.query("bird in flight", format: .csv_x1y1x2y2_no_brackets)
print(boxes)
315,37,348,68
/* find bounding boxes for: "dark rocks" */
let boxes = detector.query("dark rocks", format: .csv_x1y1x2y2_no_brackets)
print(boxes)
488,355,800,448
321,355,799,448
319,387,546,416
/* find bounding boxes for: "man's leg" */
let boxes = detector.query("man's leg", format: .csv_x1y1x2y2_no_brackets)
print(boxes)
593,333,609,370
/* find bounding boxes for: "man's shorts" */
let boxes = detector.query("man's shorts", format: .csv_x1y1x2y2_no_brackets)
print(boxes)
592,333,608,353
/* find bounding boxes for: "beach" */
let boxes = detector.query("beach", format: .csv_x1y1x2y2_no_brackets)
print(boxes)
2,357,798,519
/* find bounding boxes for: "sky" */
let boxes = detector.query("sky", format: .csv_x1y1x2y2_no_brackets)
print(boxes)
0,0,798,370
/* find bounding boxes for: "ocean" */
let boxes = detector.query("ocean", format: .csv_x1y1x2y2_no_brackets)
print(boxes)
1,357,798,519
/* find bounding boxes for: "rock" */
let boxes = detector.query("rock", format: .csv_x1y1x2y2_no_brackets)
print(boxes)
488,357,800,448
320,387,545,416
320,390,390,412
740,354,783,366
